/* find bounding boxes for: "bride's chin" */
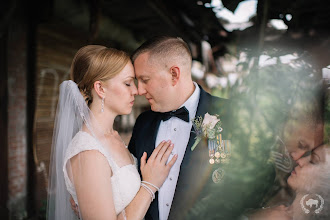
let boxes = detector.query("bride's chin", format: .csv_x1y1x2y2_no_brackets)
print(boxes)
121,108,132,115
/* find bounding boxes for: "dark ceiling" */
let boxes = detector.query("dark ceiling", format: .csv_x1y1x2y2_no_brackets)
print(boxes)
2,0,330,66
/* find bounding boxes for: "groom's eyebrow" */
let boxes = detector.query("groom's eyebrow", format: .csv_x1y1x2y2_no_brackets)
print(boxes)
137,75,147,79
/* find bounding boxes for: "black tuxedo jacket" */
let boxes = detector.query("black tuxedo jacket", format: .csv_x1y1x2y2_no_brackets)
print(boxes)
128,85,231,220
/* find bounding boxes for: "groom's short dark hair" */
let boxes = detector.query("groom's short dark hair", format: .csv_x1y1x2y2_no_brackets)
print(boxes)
131,36,192,66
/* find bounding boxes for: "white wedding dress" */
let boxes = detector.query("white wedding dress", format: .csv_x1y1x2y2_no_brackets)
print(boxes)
63,131,141,215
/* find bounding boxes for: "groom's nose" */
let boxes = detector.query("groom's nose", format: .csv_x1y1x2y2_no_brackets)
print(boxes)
138,83,147,96
290,149,307,161
296,154,311,167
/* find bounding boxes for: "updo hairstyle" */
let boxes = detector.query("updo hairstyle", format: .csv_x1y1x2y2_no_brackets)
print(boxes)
70,45,130,106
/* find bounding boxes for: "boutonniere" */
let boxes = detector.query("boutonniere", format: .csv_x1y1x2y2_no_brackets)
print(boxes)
191,113,231,165
191,113,222,151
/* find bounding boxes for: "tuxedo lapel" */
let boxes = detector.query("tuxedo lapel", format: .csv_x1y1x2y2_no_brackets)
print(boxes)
177,87,211,169
169,87,214,219
187,86,211,151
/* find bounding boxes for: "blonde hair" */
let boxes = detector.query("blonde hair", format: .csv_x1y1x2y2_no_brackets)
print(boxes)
70,45,130,106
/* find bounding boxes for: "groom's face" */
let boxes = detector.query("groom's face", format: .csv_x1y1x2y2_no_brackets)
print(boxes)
284,119,323,161
134,53,174,112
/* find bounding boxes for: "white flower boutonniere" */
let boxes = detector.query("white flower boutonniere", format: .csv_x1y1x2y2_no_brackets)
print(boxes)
191,113,223,151
191,112,231,165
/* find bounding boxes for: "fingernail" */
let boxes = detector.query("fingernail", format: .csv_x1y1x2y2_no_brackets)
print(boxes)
170,144,174,147
167,140,171,143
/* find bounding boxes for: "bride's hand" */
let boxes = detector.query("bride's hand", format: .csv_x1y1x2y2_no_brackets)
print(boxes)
70,195,80,219
140,140,177,189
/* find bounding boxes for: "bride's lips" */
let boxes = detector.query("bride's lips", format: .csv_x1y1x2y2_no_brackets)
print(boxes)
130,100,134,105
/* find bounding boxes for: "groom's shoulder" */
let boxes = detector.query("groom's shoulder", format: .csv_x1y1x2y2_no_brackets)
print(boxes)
135,109,158,125
199,84,229,102
200,88,231,111
210,93,229,103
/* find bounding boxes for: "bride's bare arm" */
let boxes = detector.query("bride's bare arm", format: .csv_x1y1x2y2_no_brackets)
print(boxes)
71,150,117,219
70,140,177,220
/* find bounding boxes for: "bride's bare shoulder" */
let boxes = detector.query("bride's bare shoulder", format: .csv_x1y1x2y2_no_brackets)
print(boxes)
70,149,113,177
68,131,113,174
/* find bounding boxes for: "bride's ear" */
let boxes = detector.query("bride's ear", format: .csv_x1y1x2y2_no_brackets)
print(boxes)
93,81,106,98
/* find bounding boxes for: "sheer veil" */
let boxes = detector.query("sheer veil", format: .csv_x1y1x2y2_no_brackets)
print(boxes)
47,80,96,220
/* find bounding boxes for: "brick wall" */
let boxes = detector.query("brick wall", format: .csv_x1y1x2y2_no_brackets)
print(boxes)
7,18,28,219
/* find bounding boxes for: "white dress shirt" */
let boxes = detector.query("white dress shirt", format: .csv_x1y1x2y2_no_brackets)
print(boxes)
155,82,200,220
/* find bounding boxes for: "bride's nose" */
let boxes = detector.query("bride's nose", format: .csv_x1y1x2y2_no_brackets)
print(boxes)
131,83,138,96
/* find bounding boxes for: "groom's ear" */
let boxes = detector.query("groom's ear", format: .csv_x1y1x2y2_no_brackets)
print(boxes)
93,81,106,98
170,66,180,86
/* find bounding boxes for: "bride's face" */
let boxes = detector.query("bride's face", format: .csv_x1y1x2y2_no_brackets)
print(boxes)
103,62,137,115
287,145,328,192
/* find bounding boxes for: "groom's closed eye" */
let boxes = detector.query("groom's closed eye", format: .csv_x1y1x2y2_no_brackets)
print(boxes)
298,140,309,150
138,77,150,84
311,151,321,164
142,79,149,84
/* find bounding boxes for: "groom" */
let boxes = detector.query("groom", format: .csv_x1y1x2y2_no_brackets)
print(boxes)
128,36,231,220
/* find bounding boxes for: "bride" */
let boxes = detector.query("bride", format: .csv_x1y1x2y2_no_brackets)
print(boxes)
46,45,177,220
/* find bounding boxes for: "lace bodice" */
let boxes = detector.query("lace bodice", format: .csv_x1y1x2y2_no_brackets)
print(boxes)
63,131,141,215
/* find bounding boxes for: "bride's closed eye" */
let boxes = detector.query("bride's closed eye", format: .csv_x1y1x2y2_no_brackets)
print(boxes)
125,80,133,86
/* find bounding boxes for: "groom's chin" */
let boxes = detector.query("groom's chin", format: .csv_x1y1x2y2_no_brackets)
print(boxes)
150,105,156,111
150,105,160,112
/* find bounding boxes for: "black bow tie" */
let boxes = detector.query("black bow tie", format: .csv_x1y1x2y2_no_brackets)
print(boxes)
160,106,190,122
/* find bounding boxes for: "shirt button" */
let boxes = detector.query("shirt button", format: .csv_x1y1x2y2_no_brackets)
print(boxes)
171,152,174,155
166,203,169,207
169,177,172,181
174,128,177,131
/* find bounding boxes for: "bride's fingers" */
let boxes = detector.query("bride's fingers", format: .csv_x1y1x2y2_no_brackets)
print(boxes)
155,141,171,161
160,143,174,163
70,196,75,208
149,140,166,161
166,153,178,169
140,152,147,169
